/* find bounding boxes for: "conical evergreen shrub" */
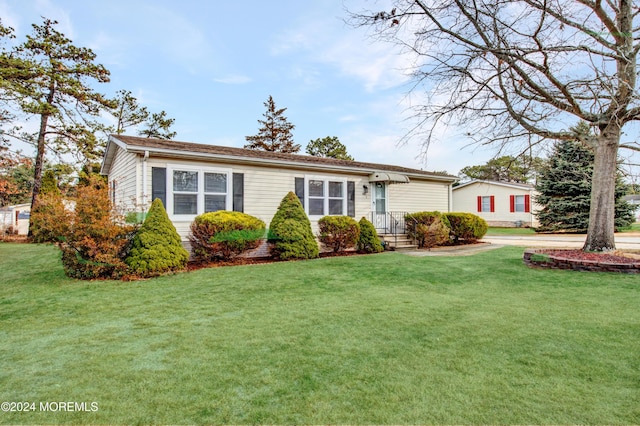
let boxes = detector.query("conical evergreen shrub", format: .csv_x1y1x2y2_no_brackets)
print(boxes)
357,217,384,253
126,198,189,277
268,192,319,260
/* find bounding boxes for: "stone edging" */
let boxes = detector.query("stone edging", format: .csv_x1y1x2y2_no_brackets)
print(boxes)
523,249,640,273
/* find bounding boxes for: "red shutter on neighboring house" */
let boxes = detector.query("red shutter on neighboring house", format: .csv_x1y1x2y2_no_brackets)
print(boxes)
510,195,515,213
477,196,482,212
525,194,531,213
490,196,495,213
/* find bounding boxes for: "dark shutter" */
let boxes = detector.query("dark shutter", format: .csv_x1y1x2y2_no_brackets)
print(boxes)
477,196,482,212
295,177,305,208
151,167,167,207
509,195,515,213
347,181,355,217
233,173,244,212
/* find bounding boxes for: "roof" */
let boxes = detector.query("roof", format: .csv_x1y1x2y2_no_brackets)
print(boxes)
453,179,534,191
101,135,457,182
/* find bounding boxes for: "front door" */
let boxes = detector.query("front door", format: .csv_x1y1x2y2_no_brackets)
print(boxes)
372,182,387,232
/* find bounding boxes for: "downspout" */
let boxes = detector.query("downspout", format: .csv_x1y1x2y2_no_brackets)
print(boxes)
142,150,149,209
448,183,453,212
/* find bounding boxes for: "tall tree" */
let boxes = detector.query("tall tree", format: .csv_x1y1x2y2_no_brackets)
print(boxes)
459,155,544,184
536,128,634,233
138,110,176,139
245,95,300,153
350,1,640,251
306,136,354,160
5,18,114,220
112,89,149,135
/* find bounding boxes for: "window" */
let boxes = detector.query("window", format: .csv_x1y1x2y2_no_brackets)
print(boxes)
477,195,495,213
306,178,346,216
168,166,231,216
173,170,198,214
510,194,530,213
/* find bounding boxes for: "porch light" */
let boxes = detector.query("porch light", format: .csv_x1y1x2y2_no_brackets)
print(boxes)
363,185,369,195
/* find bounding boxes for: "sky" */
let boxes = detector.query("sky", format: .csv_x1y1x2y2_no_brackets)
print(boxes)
0,0,561,176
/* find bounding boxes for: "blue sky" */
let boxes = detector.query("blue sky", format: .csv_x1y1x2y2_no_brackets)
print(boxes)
3,0,524,175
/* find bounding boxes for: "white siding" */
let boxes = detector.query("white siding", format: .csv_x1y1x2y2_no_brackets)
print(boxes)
139,157,451,239
452,182,539,227
108,148,139,213
388,180,451,213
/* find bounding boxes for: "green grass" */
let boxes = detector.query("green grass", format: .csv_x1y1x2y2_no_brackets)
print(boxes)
619,222,640,233
486,226,537,235
1,242,639,424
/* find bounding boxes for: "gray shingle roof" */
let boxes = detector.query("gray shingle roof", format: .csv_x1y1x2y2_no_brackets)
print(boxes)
107,135,457,181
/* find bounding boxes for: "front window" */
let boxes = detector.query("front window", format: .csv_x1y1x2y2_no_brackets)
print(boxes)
169,167,230,216
514,195,526,212
306,178,346,216
481,196,492,213
173,170,198,214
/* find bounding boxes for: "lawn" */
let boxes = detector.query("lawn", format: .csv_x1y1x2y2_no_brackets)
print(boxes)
486,226,537,235
1,243,639,424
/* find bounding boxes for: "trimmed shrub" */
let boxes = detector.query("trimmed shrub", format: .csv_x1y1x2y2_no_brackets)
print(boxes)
126,199,189,277
444,212,488,243
418,217,451,249
318,215,360,253
60,175,134,280
405,211,451,248
268,192,319,260
357,217,384,253
189,210,266,262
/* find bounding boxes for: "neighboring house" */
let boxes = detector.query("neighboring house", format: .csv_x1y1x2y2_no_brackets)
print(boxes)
0,203,31,235
101,135,458,241
452,180,539,227
622,195,640,221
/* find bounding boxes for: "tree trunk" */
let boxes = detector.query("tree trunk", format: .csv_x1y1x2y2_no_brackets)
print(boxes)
583,126,620,252
28,112,49,236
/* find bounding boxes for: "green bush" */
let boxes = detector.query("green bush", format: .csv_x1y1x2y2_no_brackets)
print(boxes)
405,211,451,248
357,217,384,253
189,210,266,262
268,192,319,260
318,216,360,253
444,212,488,243
125,199,189,277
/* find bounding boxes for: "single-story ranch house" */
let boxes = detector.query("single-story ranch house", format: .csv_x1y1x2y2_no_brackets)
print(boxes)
452,179,539,227
101,135,458,241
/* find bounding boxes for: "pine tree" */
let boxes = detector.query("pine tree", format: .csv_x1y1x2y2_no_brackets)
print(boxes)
245,96,300,153
306,136,354,160
535,134,634,233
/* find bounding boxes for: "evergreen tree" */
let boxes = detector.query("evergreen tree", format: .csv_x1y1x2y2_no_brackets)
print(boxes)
112,89,149,135
139,110,176,139
535,136,634,232
245,96,300,153
306,136,354,160
4,18,114,230
459,155,544,183
125,198,189,277
268,192,318,260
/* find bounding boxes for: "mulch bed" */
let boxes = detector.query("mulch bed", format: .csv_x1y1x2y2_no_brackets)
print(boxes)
523,248,640,273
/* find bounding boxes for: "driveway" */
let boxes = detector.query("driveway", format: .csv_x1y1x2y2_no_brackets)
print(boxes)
481,232,640,250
